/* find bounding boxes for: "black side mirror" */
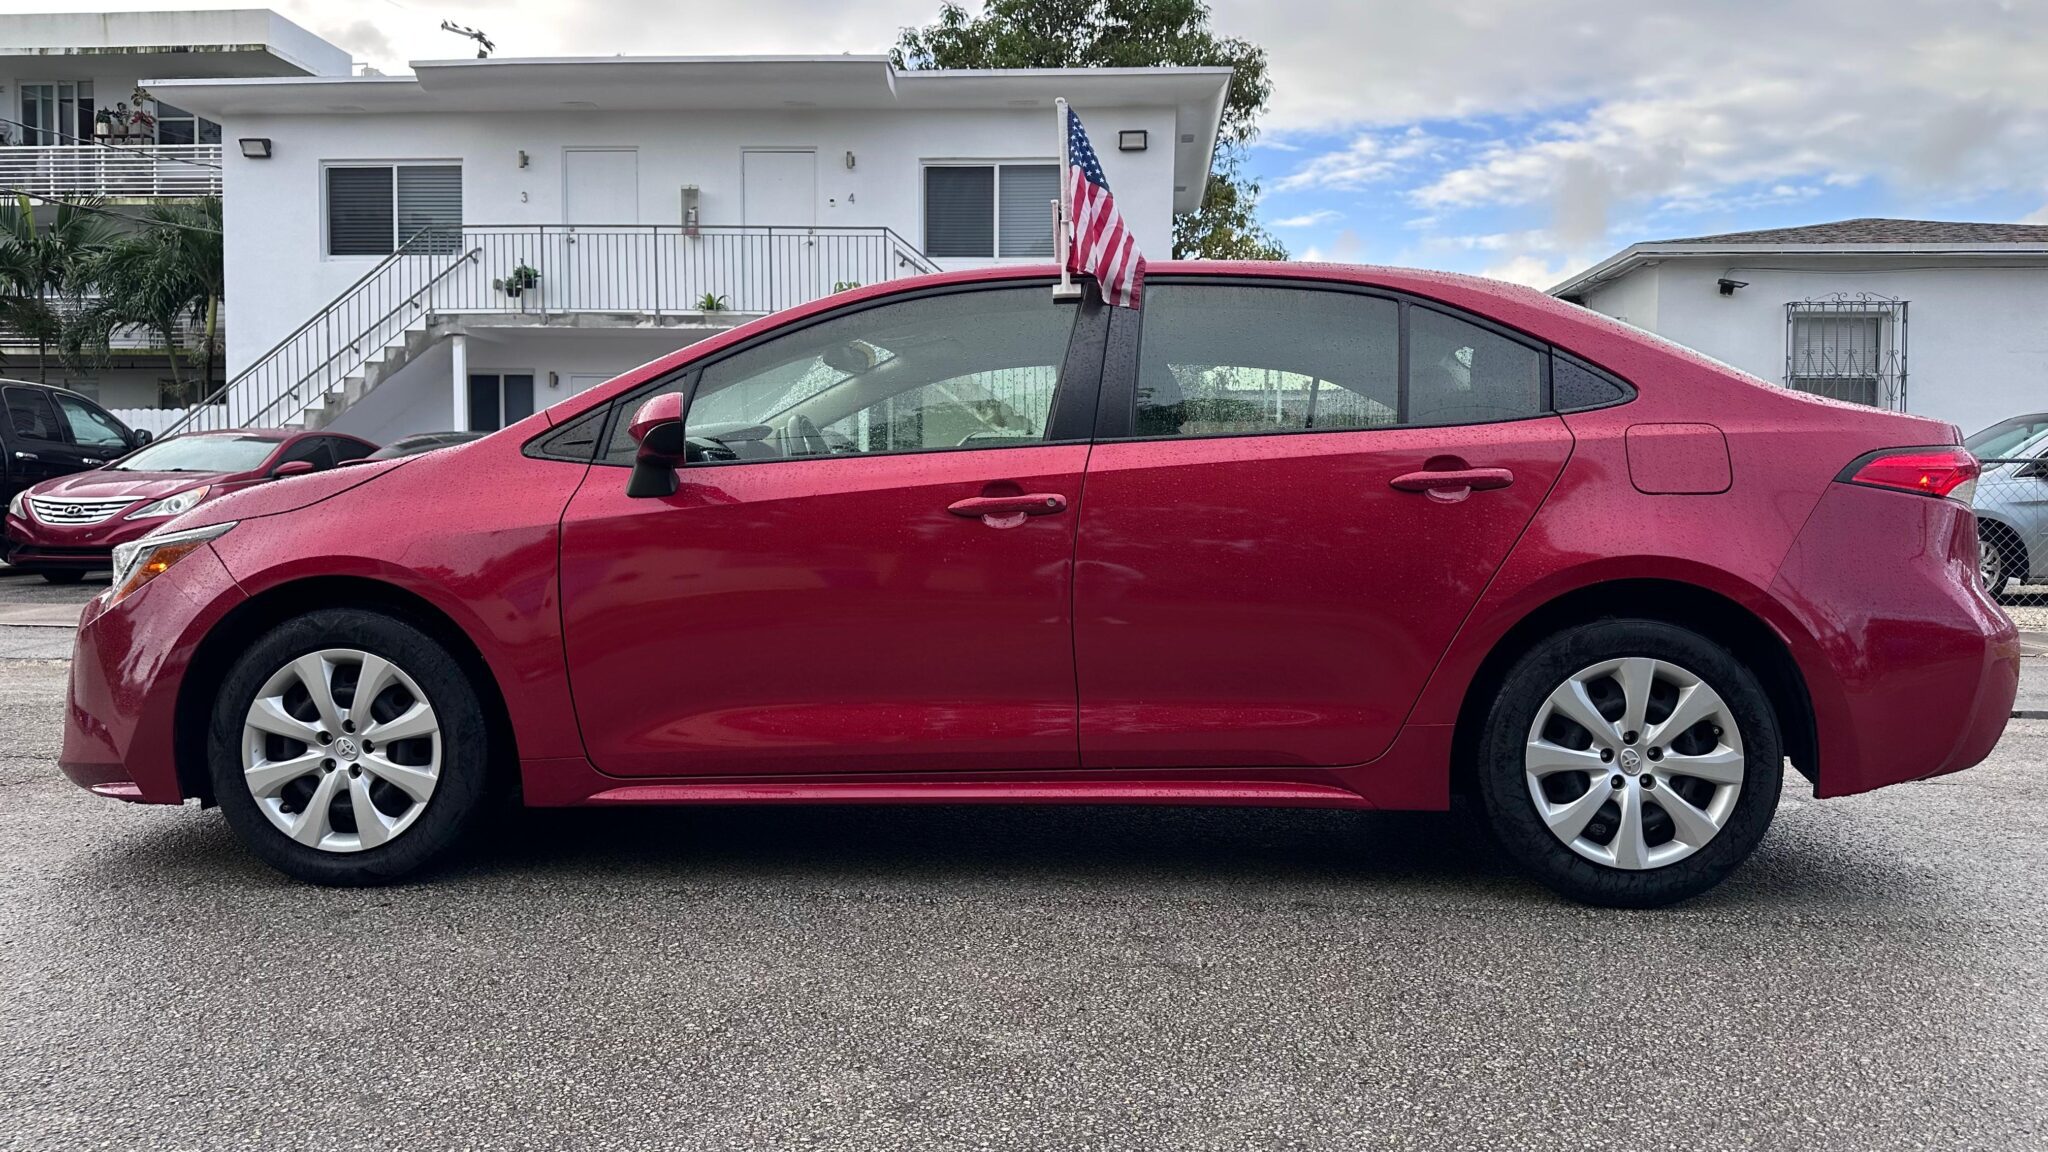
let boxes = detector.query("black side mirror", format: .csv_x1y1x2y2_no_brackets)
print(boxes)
131,429,153,447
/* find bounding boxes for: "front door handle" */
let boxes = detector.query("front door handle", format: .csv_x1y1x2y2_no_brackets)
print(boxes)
1389,467,1515,499
948,493,1067,520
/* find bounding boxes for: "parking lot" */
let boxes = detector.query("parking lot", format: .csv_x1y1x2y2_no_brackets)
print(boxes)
1,567,2045,1151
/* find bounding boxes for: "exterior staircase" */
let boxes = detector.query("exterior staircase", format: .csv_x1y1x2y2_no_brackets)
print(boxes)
159,224,939,436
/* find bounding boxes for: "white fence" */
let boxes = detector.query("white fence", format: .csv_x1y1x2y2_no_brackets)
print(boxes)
0,143,222,199
106,407,193,436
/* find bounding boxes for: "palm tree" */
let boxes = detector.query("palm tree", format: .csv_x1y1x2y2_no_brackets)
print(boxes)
66,196,223,404
0,193,119,382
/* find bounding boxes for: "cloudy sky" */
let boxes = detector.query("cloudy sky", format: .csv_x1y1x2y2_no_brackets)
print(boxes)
24,0,2048,287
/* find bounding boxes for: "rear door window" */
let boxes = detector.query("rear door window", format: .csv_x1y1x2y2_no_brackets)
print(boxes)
1127,284,1546,438
4,387,65,445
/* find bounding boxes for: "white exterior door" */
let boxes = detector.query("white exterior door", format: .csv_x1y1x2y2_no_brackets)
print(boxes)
741,150,818,311
561,149,640,312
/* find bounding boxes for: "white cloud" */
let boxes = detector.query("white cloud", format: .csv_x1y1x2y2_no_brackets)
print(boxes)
1480,254,1577,289
1276,127,1440,192
1269,209,1343,228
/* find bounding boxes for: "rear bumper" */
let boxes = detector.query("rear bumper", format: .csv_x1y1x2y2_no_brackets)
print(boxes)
58,542,246,804
1773,483,2020,798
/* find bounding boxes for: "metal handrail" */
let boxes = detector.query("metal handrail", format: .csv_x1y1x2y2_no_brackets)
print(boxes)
234,247,485,430
156,227,460,436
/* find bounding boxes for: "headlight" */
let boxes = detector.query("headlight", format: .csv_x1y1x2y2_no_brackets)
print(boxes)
125,485,212,521
107,521,236,607
5,490,23,520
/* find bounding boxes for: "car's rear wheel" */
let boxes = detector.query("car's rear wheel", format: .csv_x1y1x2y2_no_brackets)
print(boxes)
208,608,490,885
40,570,84,585
1476,619,1782,907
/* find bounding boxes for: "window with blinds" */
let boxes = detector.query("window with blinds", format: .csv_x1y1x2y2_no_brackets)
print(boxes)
997,164,1059,258
326,164,463,256
924,162,1060,259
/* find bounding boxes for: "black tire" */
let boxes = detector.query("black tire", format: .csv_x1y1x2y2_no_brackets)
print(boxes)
40,569,85,585
1978,523,2020,599
1476,619,1782,908
208,608,492,885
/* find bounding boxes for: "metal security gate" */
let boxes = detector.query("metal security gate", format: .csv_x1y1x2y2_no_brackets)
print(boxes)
1785,293,1908,411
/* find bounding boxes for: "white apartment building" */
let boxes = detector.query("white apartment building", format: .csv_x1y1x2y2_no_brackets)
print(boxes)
0,9,351,411
148,55,1229,443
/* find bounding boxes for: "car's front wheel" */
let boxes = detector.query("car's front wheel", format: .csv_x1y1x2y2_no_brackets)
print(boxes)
40,570,85,585
1476,619,1782,907
209,608,491,885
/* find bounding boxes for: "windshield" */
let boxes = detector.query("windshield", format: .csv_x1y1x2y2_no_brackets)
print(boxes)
1965,414,2048,459
112,433,280,473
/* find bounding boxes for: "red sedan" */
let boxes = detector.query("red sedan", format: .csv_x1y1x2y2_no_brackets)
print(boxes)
4,428,375,582
55,266,2017,906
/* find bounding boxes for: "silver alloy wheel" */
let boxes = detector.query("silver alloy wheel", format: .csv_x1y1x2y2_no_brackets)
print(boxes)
1979,537,2007,594
240,648,442,853
1524,657,1745,871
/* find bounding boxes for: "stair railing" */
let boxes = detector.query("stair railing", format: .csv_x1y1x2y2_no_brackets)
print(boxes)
156,227,469,436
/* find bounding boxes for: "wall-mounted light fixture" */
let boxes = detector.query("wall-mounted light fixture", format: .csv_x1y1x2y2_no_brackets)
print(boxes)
1717,277,1749,296
845,150,857,170
238,137,272,159
1118,130,1148,152
517,150,529,169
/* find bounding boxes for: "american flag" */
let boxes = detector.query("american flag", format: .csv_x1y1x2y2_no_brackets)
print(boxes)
1065,107,1145,308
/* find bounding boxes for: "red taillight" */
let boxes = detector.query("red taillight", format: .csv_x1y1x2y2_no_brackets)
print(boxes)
1838,447,1980,501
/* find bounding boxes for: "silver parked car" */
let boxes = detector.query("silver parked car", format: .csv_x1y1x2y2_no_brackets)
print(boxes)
1968,418,2048,598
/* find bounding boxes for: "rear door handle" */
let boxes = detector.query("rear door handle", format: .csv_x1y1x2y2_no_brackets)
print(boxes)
1389,467,1515,496
948,493,1068,519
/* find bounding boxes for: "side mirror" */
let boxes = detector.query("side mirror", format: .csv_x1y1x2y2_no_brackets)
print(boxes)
625,392,687,498
130,429,153,447
271,460,316,479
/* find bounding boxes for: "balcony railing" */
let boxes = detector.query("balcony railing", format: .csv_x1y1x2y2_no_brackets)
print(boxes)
160,223,937,435
0,143,223,199
421,223,940,317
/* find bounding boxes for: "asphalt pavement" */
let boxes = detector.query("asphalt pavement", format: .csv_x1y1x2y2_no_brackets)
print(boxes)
1,567,2045,1150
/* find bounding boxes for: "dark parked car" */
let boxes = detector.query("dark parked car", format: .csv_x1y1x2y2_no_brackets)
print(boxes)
364,431,487,460
4,428,375,582
56,265,2017,906
0,378,149,509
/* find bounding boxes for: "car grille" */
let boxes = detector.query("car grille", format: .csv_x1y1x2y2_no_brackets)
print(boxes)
27,497,131,526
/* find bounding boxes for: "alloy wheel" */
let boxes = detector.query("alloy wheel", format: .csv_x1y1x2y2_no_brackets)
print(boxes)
1524,657,1745,870
1979,536,2008,595
240,648,442,853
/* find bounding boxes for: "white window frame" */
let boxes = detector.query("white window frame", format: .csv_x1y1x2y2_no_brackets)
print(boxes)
320,159,464,260
920,159,1061,263
466,369,539,432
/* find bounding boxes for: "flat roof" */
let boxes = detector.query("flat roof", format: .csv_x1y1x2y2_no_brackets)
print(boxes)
0,9,351,78
149,56,1232,212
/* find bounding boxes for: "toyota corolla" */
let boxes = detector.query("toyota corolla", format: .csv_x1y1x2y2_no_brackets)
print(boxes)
56,265,2018,906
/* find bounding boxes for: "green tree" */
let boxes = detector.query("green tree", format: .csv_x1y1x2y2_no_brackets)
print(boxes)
896,0,1286,260
66,196,224,403
0,194,120,382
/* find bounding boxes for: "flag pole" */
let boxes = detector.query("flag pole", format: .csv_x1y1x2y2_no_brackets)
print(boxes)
1052,96,1082,301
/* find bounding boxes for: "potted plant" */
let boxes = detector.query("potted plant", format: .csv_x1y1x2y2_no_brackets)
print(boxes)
93,109,115,139
126,87,157,142
495,262,541,299
697,292,728,312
